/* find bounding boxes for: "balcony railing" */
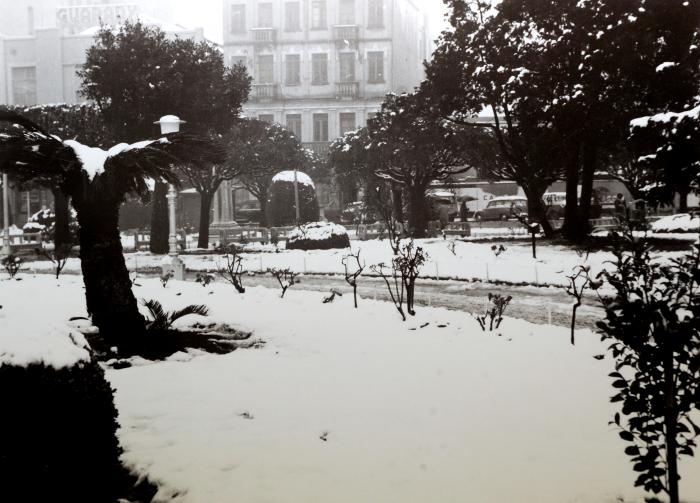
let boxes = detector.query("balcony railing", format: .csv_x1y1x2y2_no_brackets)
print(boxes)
336,81,359,99
251,28,277,44
252,83,279,101
333,25,358,47
303,142,331,157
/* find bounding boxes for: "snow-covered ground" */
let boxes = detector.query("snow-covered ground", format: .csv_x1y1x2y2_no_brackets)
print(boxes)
2,275,699,503
26,237,688,287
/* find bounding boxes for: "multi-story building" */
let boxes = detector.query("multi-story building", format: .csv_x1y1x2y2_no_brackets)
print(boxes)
219,0,431,219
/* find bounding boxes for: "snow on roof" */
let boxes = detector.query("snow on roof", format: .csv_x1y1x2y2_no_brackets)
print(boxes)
651,213,700,233
630,104,700,128
64,138,169,181
271,170,315,188
489,195,527,201
428,190,456,198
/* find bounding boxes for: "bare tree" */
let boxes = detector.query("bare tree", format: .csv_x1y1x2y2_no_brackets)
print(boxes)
475,293,513,332
217,247,246,294
268,268,298,298
564,265,590,345
342,250,365,308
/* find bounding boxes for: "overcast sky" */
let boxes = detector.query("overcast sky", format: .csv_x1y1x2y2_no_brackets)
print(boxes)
167,0,450,46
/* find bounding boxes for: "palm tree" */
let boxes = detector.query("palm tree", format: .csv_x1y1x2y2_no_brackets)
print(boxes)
0,110,224,343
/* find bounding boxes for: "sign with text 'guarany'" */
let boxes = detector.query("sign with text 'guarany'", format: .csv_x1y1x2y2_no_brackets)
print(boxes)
56,4,140,29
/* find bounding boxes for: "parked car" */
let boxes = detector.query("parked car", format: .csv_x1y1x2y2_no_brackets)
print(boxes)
234,200,262,225
543,192,567,219
473,196,528,221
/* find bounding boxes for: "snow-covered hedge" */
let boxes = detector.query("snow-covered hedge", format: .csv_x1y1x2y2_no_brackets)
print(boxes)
266,171,320,226
0,319,124,501
651,213,700,233
286,222,351,251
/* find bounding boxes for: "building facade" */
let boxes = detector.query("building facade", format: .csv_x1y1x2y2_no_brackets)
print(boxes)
219,0,431,221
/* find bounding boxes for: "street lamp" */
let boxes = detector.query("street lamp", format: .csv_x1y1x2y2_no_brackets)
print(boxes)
154,115,186,280
1,173,11,257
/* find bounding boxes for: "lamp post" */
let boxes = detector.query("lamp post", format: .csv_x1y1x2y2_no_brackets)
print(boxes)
1,174,11,257
154,115,186,280
293,168,301,224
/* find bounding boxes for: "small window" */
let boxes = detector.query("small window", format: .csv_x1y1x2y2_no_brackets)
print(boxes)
230,4,246,33
367,51,384,83
339,113,356,135
285,54,301,85
339,0,356,25
258,2,273,28
259,114,275,124
286,114,302,139
311,0,327,29
367,0,384,29
338,53,355,82
285,2,301,31
313,113,329,142
257,55,274,83
311,53,328,85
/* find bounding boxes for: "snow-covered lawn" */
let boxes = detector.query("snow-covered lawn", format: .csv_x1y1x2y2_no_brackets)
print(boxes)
24,237,688,287
2,275,699,503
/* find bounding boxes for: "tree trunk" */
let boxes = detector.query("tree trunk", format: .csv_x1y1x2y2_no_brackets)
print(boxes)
76,198,145,345
391,184,403,223
407,187,427,238
51,186,71,248
664,349,679,503
522,184,554,238
562,146,582,241
197,191,213,249
578,141,597,235
258,193,268,228
150,181,169,254
678,189,689,212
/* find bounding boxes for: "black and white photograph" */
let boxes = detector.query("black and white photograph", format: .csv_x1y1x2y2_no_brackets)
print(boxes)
1,0,699,501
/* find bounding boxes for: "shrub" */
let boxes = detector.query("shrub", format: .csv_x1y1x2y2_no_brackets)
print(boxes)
266,171,320,226
287,222,351,251
0,359,124,502
2,254,22,279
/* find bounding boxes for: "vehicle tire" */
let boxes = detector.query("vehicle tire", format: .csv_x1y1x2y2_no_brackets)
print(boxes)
474,213,482,222
500,214,508,221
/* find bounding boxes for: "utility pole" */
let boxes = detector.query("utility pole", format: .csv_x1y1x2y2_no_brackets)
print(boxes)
2,174,11,256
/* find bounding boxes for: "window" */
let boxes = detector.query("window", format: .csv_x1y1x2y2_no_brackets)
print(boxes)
338,53,355,82
258,114,275,124
230,4,246,33
311,0,326,29
339,0,355,24
366,112,378,125
286,114,302,139
285,54,301,85
368,0,383,28
313,113,329,142
231,55,247,69
339,113,356,135
311,53,328,85
367,51,384,83
258,2,273,27
257,55,274,83
285,2,301,31
12,67,36,105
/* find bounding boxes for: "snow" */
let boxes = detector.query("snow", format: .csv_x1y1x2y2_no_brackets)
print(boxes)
2,275,699,502
64,138,169,181
271,170,315,188
655,61,678,72
651,213,700,233
0,279,90,369
630,104,700,128
288,222,349,242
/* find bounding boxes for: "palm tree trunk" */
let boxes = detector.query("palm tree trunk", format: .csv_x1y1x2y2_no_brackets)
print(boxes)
523,184,554,238
150,181,169,254
562,147,582,241
77,199,145,344
197,191,213,249
258,193,269,228
407,187,427,238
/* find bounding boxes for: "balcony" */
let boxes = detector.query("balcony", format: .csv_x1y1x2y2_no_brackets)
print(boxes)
252,83,279,101
333,25,358,48
303,142,331,157
336,81,359,99
251,28,277,44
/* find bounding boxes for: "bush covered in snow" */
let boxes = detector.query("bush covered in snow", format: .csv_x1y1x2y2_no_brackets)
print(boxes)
0,358,124,501
286,222,351,251
266,171,320,226
23,208,79,243
651,213,700,233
